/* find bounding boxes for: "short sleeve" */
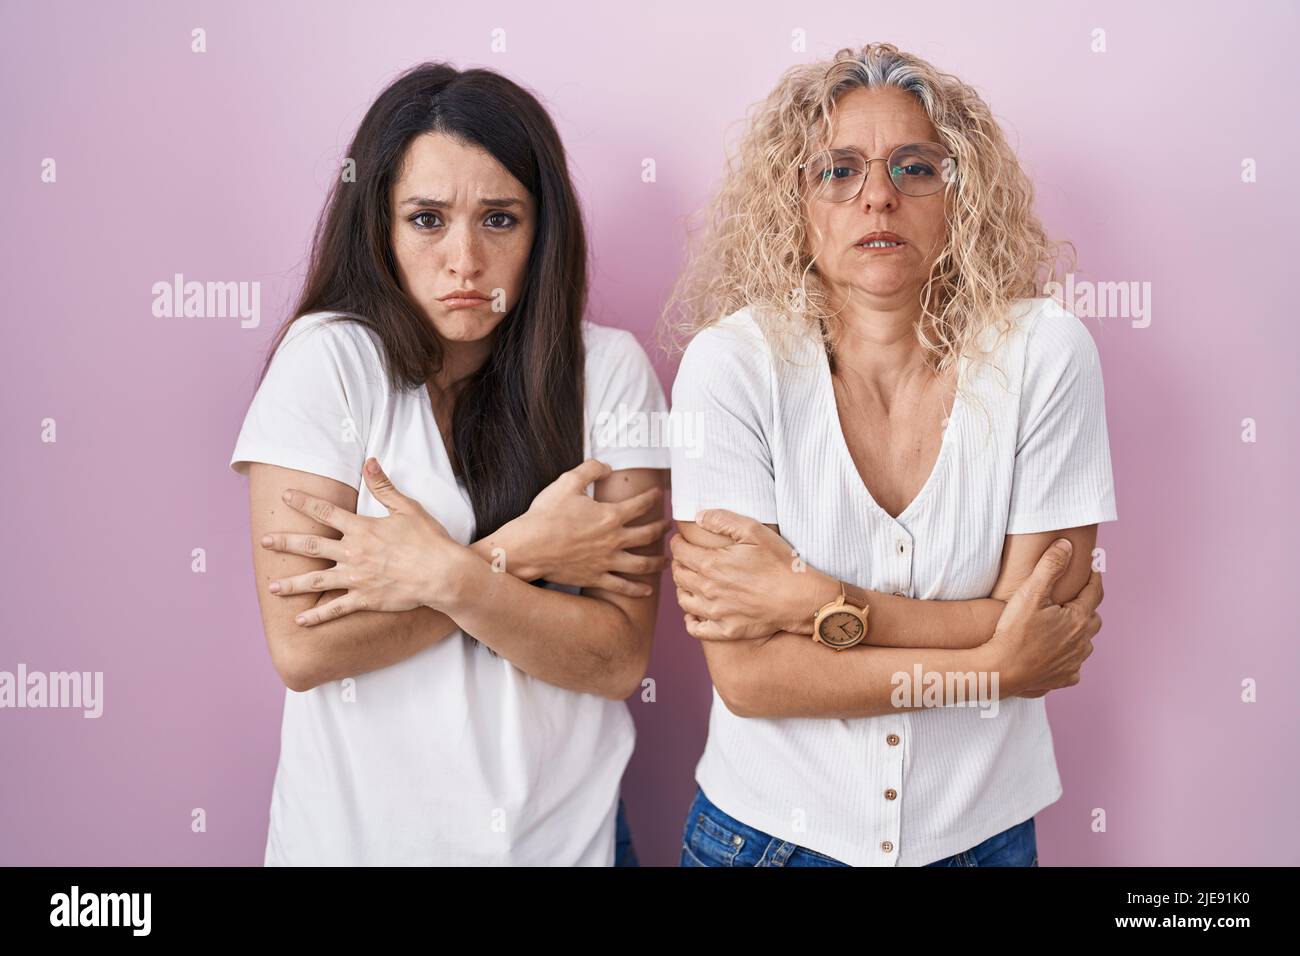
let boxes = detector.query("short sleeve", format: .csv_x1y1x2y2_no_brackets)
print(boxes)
229,314,379,491
669,313,779,524
1005,301,1118,534
585,324,672,472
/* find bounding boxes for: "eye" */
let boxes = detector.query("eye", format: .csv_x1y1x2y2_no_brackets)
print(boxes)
409,211,441,230
484,211,518,229
893,162,936,178
816,165,859,184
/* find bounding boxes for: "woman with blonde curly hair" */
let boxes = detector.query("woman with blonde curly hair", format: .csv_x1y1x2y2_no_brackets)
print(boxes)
666,43,1117,867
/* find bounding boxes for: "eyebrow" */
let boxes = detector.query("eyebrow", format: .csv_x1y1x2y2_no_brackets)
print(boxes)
829,141,935,154
400,196,525,208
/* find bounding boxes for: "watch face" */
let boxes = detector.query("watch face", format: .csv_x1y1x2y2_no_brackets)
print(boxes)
818,610,865,648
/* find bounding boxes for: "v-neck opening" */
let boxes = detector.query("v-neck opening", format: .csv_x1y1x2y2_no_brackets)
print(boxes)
817,341,964,527
422,381,470,492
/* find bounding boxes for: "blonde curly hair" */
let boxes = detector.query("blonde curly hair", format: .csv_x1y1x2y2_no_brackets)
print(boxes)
660,42,1075,381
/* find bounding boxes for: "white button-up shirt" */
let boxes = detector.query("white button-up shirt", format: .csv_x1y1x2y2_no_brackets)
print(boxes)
669,297,1117,866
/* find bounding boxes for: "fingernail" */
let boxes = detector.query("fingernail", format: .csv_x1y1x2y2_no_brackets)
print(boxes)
269,582,280,593
260,535,273,547
282,490,292,503
1057,538,1072,553
295,615,307,626
366,459,379,475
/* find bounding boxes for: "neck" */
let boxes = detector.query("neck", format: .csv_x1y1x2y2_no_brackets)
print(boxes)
826,289,929,393
428,334,494,396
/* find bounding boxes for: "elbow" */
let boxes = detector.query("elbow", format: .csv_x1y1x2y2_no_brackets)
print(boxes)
268,637,321,693
603,640,652,701
720,687,763,719
714,663,762,718
599,616,655,700
281,669,320,694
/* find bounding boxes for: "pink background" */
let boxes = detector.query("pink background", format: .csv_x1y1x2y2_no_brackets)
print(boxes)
2,0,1297,866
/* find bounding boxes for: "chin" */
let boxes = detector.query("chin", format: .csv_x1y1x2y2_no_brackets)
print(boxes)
848,275,912,298
430,309,505,342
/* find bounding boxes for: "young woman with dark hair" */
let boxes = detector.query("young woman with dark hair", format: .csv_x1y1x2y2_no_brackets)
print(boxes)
229,63,669,866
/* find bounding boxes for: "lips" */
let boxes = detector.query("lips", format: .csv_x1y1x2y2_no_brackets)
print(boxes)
439,290,489,301
854,231,906,249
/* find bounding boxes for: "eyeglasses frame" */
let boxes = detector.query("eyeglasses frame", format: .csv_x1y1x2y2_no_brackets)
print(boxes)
797,142,957,202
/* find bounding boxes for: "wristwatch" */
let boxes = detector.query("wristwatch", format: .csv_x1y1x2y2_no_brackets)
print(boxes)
812,581,870,651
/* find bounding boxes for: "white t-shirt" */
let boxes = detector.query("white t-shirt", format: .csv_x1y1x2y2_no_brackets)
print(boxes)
230,311,670,865
669,297,1118,867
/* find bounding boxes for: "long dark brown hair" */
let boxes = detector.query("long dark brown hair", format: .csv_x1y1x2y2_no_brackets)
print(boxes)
258,62,587,539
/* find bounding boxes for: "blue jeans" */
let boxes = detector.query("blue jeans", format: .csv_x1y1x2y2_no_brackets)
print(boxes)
679,785,1039,867
614,797,639,867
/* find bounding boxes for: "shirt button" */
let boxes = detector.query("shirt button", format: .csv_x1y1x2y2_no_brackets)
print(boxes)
881,841,894,853
896,541,907,554
884,789,897,800
886,733,900,746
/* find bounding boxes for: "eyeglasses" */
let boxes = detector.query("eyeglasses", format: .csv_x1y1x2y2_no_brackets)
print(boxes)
799,143,956,202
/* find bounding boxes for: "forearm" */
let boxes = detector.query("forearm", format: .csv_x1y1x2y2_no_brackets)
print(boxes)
290,522,537,688
793,569,1003,650
710,632,1002,719
440,556,650,699
469,516,543,580
291,592,459,690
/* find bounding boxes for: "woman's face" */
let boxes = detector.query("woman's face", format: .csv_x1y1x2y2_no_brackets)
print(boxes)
389,132,536,345
803,86,950,311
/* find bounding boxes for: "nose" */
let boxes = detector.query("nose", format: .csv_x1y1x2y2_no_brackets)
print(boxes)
857,157,899,213
445,222,484,280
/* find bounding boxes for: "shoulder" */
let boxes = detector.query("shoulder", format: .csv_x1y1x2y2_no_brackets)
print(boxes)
580,319,662,392
273,311,386,386
681,306,769,356
674,306,779,385
281,310,382,355
581,319,651,368
1000,298,1107,424
1014,297,1102,370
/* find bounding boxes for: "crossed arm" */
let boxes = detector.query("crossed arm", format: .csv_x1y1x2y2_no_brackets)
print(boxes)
246,461,667,698
672,515,1099,719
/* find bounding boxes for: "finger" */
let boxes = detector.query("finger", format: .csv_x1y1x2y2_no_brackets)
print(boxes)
269,568,346,596
683,613,726,641
668,533,713,573
1021,538,1074,607
592,573,654,598
621,519,670,549
282,489,361,535
676,586,711,619
671,560,710,595
362,457,410,515
613,486,663,524
564,459,613,490
611,551,668,575
1066,570,1104,614
694,508,751,543
293,592,367,627
260,532,345,562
